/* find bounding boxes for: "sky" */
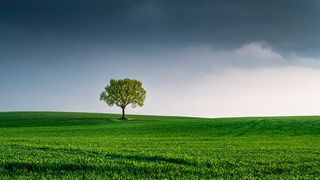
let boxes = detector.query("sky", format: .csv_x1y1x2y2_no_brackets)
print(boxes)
1,0,320,117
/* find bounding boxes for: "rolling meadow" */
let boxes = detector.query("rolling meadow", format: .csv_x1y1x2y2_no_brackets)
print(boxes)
0,112,319,179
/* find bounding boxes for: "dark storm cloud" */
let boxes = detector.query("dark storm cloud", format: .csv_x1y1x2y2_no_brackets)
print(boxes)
1,0,320,54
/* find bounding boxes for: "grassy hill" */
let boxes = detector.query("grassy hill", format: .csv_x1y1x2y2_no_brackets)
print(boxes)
0,112,319,179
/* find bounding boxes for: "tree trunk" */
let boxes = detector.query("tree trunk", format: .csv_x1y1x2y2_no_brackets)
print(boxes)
121,106,126,120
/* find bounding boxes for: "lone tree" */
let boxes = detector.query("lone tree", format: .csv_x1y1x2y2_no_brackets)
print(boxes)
100,78,147,120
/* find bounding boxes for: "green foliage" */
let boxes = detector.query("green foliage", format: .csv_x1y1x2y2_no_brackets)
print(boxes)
0,112,319,179
100,78,146,119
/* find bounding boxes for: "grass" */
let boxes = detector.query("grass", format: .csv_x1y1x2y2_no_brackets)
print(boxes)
0,112,319,179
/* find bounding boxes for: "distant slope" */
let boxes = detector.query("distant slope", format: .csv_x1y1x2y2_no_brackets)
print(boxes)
0,112,120,127
0,112,203,128
0,112,319,136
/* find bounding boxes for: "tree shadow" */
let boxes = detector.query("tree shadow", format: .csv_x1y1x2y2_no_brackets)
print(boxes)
6,144,197,172
0,152,196,176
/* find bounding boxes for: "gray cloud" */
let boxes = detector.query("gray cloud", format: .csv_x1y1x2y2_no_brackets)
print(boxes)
1,0,320,55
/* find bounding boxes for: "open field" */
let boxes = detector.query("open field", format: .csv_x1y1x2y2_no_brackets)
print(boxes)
0,112,319,179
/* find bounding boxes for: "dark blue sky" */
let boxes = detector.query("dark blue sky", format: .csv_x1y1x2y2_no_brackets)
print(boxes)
1,0,320,117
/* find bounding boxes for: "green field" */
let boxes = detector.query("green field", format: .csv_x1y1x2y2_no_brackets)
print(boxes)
0,112,319,179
